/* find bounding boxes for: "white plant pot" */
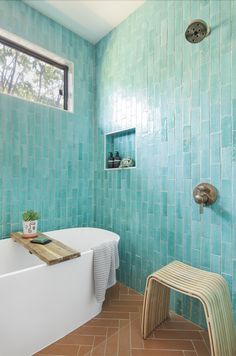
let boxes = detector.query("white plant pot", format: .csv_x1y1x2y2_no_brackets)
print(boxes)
22,220,38,238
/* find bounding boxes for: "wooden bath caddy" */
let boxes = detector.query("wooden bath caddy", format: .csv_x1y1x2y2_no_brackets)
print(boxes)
10,231,81,265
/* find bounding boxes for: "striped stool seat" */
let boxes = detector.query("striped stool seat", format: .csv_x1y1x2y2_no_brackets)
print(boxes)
141,261,236,356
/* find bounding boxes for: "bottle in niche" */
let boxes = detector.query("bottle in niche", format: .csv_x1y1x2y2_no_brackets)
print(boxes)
107,152,114,168
114,151,121,168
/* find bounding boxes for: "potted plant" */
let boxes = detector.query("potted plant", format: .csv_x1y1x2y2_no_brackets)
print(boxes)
22,210,40,238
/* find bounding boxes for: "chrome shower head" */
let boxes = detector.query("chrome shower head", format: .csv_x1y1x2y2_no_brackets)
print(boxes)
185,19,211,43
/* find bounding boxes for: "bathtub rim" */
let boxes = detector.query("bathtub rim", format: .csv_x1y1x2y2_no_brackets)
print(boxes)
0,227,120,279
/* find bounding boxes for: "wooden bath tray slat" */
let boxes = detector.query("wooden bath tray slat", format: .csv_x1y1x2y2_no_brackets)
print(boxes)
10,232,81,265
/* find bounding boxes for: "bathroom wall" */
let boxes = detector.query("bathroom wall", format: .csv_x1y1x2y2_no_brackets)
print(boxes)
0,0,95,237
95,0,236,325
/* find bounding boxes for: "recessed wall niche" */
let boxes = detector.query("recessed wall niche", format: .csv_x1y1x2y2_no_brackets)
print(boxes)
104,127,136,170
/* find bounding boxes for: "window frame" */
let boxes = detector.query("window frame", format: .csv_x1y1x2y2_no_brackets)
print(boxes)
0,35,69,111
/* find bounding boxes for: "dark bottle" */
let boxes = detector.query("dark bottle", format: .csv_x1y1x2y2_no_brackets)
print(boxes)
107,152,114,169
114,151,121,168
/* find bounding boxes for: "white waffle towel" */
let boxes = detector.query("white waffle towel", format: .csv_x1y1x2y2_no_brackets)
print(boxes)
92,240,119,303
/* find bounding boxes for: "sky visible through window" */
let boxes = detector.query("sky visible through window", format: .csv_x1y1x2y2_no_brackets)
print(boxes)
0,42,65,109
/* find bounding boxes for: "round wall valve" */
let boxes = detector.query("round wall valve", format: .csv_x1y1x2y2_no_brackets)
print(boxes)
193,183,217,214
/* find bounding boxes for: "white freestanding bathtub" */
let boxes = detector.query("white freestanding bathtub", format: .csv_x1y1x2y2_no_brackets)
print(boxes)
0,227,120,356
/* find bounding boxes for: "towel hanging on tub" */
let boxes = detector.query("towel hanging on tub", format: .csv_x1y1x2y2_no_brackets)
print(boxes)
92,240,119,303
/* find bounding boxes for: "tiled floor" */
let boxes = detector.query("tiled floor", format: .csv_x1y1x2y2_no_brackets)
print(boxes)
34,283,210,356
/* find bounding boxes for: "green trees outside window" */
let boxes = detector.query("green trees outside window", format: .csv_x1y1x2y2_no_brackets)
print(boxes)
0,41,67,109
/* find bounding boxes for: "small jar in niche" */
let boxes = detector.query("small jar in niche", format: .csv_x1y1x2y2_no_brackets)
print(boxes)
107,152,114,168
114,151,121,168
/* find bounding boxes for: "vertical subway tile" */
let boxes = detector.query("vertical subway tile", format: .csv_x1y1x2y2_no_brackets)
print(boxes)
0,0,95,236
0,0,230,329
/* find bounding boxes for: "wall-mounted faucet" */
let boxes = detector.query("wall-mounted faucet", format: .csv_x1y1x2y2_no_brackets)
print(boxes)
193,183,217,214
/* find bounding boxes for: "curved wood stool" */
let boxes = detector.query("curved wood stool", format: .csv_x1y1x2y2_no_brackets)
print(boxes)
141,261,236,356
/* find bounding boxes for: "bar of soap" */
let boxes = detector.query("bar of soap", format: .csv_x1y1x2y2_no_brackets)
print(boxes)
31,237,52,245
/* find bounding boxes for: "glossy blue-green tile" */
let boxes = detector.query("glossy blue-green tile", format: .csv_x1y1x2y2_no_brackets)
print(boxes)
211,134,220,164
222,242,232,274
222,116,232,147
211,254,221,274
222,147,232,179
0,0,94,238
183,152,191,178
183,233,191,263
233,259,236,293
233,100,236,130
211,163,221,190
221,51,231,86
232,225,236,259
221,84,231,117
183,126,191,152
223,273,232,295
200,237,210,270
211,224,221,255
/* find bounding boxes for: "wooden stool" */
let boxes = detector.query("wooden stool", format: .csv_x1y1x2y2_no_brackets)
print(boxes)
141,261,236,356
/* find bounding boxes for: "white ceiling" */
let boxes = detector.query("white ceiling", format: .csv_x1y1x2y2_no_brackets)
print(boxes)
24,0,145,44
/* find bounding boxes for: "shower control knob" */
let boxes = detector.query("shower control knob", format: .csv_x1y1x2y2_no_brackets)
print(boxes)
193,183,217,214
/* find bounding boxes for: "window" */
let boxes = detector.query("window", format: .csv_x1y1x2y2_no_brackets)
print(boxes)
0,36,69,110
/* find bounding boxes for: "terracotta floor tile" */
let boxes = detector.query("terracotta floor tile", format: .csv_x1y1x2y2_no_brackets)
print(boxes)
131,349,184,356
153,330,202,340
119,285,129,294
91,340,106,356
118,323,131,356
33,283,210,356
97,311,130,319
88,319,119,327
76,326,107,336
159,321,202,331
131,318,144,349
107,327,119,338
57,334,94,345
105,331,119,355
119,319,130,328
110,300,143,306
143,339,194,350
103,305,140,312
36,343,79,355
119,294,144,301
129,312,141,321
192,340,211,356
78,345,93,356
200,331,211,351
94,336,107,347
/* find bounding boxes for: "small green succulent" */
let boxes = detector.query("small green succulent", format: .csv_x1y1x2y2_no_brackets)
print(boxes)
22,210,40,221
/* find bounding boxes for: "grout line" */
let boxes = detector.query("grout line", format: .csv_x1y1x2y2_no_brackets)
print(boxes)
117,320,120,356
191,340,198,355
76,345,81,356
91,335,96,353
150,340,203,344
131,347,191,352
129,318,132,355
103,326,109,356
199,331,211,353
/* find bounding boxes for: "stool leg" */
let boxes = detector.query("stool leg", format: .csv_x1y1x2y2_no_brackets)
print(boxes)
141,276,170,339
200,278,236,356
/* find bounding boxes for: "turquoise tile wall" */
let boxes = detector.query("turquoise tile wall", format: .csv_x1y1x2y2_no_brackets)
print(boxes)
95,0,236,326
1,0,236,329
0,0,95,237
